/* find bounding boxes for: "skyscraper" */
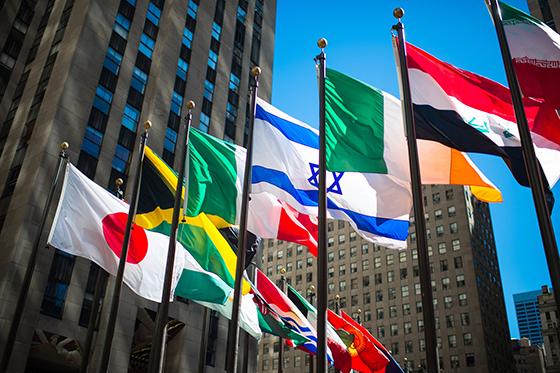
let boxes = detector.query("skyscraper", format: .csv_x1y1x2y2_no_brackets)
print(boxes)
527,0,560,31
514,290,544,346
0,0,276,371
258,185,514,373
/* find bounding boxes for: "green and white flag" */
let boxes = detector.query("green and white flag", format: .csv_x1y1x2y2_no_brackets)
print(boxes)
499,1,560,147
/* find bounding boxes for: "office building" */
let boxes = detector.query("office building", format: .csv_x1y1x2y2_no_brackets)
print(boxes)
0,0,276,371
527,0,560,31
538,285,560,372
514,290,544,346
258,185,514,373
511,338,546,373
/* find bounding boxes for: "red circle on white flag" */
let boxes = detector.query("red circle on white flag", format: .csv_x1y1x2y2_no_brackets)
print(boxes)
102,212,148,264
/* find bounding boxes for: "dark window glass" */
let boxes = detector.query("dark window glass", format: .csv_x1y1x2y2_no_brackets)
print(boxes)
185,15,196,31
99,67,118,92
174,76,186,94
206,68,216,83
77,151,98,178
118,1,135,20
88,107,108,133
118,127,136,149
143,19,158,40
179,44,191,61
168,112,181,132
162,149,174,166
135,52,151,73
202,98,212,115
127,88,144,109
109,32,127,54
41,250,75,319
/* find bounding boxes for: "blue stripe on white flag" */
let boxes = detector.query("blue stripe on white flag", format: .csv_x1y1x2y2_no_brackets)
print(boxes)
256,104,319,149
252,166,409,241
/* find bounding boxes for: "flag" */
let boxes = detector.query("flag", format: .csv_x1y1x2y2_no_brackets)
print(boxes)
327,310,389,373
136,147,244,293
249,193,318,254
48,163,230,304
252,288,309,345
287,286,352,373
252,97,412,248
401,40,560,190
325,68,503,203
197,292,262,340
255,269,324,356
500,1,560,146
340,312,404,373
185,127,320,253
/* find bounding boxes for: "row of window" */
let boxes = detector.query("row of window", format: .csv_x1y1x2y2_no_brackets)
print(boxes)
77,0,137,179
161,0,199,165
108,0,163,190
0,0,57,233
0,0,36,98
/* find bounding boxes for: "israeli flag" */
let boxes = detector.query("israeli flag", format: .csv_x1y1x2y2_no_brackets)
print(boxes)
251,99,412,248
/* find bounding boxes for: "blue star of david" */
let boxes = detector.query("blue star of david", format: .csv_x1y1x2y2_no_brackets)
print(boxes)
307,163,344,195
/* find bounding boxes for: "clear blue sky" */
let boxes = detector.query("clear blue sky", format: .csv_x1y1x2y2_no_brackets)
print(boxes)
269,0,560,338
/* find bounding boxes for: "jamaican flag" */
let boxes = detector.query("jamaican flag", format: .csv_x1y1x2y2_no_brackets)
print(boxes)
136,146,250,294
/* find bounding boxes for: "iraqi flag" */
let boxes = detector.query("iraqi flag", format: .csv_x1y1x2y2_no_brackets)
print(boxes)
399,39,560,192
48,163,231,304
499,1,560,146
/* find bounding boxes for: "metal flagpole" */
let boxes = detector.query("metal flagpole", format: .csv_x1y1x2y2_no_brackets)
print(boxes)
97,121,152,373
197,308,210,373
486,0,560,317
0,142,69,373
225,65,261,373
307,285,315,373
80,178,124,373
392,9,439,373
314,37,328,373
147,101,195,373
278,267,286,373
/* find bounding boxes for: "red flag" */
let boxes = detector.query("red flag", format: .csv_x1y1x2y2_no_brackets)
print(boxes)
327,310,388,373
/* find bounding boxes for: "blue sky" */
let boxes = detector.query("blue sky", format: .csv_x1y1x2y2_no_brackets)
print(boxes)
269,0,560,338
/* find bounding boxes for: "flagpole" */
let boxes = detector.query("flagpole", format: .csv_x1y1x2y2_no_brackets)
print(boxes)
486,0,560,317
225,65,261,373
278,267,286,373
197,308,209,373
80,178,123,373
307,285,315,373
392,9,439,373
314,37,328,373
97,121,151,373
0,142,69,373
147,101,195,373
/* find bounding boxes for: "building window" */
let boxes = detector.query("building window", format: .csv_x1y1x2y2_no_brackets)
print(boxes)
436,225,444,236
362,259,369,271
361,243,369,254
442,277,450,290
452,239,460,251
463,332,472,345
461,312,470,326
41,251,76,319
456,274,465,287
374,257,381,268
432,193,440,204
387,271,394,282
338,249,345,259
459,293,468,306
450,355,460,368
454,256,463,269
363,276,370,287
389,306,397,318
465,353,475,367
450,222,458,234
401,285,409,297
386,254,394,265
435,209,442,220
399,251,407,263
390,324,398,336
339,264,345,275
446,189,454,200
448,205,456,217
